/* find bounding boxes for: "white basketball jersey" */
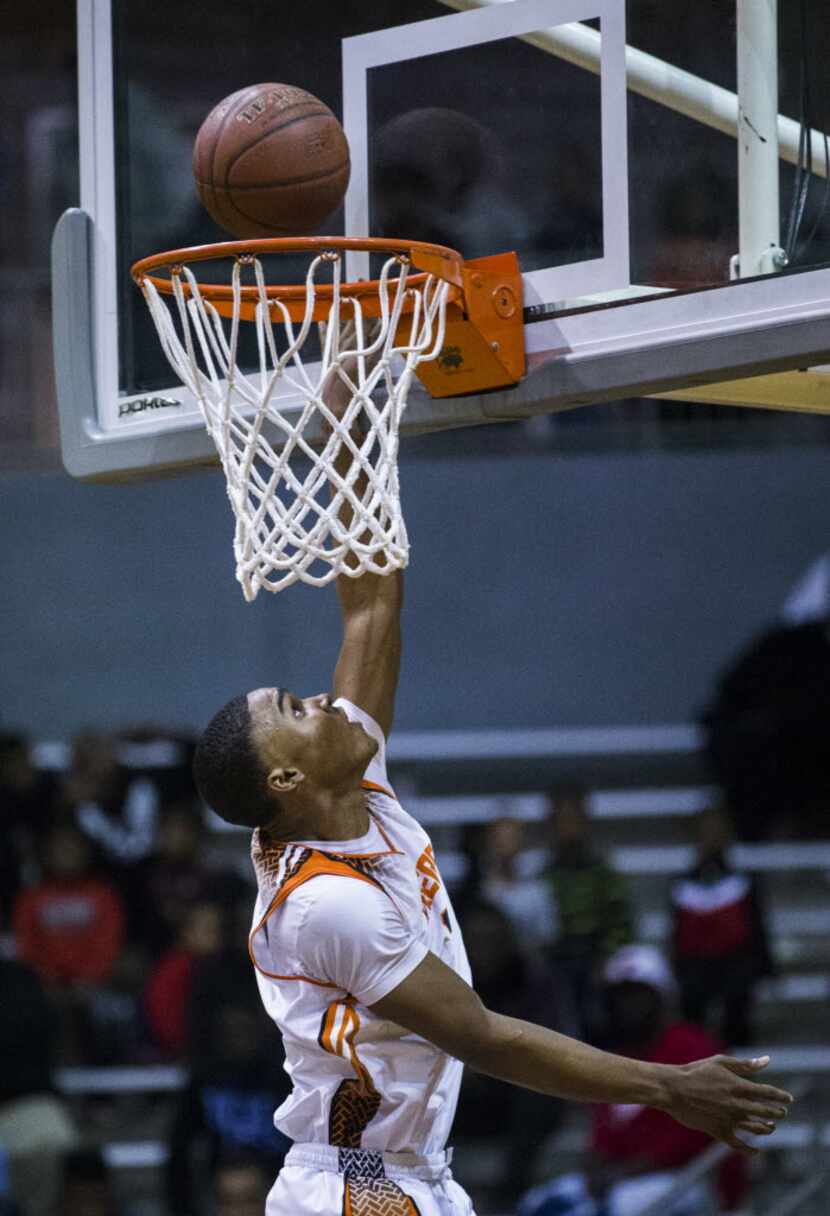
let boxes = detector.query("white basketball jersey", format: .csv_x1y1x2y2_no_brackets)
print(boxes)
249,698,471,1155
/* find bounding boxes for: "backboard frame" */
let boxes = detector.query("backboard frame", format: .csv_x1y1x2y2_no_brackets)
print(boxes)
341,0,629,303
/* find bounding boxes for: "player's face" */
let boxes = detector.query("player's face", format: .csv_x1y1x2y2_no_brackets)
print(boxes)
247,686,376,788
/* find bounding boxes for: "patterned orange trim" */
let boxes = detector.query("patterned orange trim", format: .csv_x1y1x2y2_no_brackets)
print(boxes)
278,853,384,904
320,1000,383,1149
343,1179,421,1215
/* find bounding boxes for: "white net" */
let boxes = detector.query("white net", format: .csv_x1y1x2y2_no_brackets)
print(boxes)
140,249,451,599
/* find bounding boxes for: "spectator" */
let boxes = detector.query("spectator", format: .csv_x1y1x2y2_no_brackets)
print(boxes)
476,816,557,949
0,732,59,927
13,822,125,989
0,959,77,1216
144,898,224,1056
520,945,747,1216
672,807,773,1047
129,801,212,958
114,726,197,810
186,879,262,1063
60,1149,117,1216
167,951,290,1216
13,822,127,1063
213,1151,272,1216
453,900,563,1209
77,957,148,1066
63,732,159,867
543,787,633,1039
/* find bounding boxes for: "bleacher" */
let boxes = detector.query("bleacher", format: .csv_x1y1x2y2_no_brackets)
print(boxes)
31,729,830,1215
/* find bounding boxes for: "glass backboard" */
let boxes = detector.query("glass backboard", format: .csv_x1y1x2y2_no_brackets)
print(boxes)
54,0,830,478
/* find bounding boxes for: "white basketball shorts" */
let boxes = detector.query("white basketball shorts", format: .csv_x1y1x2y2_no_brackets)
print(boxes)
267,1144,476,1215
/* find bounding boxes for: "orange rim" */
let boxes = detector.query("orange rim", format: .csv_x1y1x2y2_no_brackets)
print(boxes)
131,235,466,322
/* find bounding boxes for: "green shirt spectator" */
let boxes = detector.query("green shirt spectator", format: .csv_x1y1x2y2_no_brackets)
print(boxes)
544,786,634,1039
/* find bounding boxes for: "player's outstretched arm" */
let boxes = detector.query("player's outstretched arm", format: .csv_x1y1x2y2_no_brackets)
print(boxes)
324,344,403,738
333,566,402,738
372,952,794,1154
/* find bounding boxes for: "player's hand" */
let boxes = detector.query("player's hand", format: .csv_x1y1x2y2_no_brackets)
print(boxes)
661,1055,793,1153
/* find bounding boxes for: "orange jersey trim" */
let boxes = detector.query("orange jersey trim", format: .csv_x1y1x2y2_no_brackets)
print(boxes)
276,853,383,905
319,1000,366,1074
362,778,395,799
318,1001,339,1052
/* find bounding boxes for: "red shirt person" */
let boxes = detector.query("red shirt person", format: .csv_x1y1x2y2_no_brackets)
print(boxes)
520,945,749,1216
144,899,224,1055
13,822,125,985
671,807,773,1047
590,945,747,1213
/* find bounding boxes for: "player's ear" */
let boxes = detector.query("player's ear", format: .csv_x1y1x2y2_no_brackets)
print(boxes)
268,766,305,793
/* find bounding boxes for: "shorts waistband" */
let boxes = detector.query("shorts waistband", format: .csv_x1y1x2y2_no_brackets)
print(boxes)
285,1143,453,1183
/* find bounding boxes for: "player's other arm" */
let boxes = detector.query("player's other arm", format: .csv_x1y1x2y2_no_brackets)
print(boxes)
326,349,402,738
372,952,793,1153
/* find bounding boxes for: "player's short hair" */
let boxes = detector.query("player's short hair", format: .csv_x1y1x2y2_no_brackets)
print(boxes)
193,693,276,829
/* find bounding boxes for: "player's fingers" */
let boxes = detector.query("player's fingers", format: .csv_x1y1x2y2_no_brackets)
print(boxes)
736,1119,776,1136
739,1099,790,1122
722,1058,794,1103
721,1059,794,1108
724,1050,768,1070
745,1083,794,1106
721,1054,770,1075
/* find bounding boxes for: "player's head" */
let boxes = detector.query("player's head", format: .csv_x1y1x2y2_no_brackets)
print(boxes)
193,688,376,830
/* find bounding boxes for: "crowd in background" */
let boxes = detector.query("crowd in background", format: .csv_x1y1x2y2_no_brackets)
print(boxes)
0,722,799,1216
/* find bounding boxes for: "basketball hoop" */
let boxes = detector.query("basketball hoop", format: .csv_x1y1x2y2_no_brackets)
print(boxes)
131,237,524,600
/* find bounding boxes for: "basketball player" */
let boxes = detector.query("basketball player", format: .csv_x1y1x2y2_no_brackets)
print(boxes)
193,375,793,1216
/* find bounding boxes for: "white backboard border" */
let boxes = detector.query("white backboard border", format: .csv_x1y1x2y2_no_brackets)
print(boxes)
342,0,629,305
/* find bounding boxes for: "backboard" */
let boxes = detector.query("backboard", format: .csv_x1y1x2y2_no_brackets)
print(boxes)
54,0,830,479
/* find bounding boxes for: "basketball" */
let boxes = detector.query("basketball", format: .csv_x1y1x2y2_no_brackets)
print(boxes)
192,83,350,239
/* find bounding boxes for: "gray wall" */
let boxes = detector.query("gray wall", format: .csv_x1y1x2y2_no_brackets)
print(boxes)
3,445,828,737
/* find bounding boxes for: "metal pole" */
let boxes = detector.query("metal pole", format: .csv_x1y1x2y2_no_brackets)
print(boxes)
437,0,828,183
734,0,785,278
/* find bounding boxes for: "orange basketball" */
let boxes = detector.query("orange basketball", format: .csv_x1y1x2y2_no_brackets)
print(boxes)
192,83,351,239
